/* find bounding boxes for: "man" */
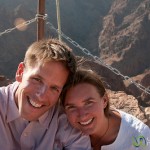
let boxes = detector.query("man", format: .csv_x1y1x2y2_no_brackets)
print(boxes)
0,38,91,150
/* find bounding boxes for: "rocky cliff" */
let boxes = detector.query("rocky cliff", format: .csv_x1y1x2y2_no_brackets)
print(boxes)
98,0,150,122
99,0,150,76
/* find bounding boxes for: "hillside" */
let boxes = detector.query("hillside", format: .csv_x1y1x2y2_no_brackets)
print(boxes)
99,0,150,77
98,0,150,107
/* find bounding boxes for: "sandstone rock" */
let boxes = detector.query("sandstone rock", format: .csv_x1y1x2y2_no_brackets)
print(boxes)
124,70,150,106
99,0,150,76
108,90,150,127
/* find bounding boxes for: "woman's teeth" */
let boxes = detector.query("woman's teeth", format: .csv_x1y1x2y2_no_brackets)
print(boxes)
80,118,93,125
29,99,42,108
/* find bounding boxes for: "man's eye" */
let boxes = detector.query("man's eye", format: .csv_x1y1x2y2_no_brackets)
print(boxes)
33,78,41,83
51,86,59,92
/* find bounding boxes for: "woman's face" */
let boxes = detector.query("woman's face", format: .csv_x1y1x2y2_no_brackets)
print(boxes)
64,83,108,135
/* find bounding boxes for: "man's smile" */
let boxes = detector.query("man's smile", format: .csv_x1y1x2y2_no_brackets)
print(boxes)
27,96,43,108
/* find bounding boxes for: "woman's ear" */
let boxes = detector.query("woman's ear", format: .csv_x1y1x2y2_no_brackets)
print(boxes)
102,93,109,109
15,62,24,82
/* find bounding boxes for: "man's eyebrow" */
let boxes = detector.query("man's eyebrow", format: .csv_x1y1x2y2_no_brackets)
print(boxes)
52,84,63,90
33,74,43,79
35,75,63,90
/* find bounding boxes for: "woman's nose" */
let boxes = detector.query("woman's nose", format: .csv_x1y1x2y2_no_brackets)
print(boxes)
77,108,87,118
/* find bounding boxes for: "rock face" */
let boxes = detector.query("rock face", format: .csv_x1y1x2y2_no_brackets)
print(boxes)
98,0,150,120
82,60,126,92
108,90,149,127
124,70,150,107
99,0,150,76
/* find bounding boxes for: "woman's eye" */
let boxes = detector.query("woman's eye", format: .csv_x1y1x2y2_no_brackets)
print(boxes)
65,106,76,111
85,101,93,106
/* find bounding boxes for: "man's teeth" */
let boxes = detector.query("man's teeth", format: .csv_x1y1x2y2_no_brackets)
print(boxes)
80,118,93,125
29,99,42,108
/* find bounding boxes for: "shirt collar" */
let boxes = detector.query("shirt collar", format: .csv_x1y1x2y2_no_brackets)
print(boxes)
38,104,57,129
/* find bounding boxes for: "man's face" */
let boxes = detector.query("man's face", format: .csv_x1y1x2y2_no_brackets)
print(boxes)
15,61,69,121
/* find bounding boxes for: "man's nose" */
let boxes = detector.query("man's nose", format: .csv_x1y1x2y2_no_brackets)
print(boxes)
36,86,49,100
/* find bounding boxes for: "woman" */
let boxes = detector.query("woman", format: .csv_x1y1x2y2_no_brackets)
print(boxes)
61,69,150,150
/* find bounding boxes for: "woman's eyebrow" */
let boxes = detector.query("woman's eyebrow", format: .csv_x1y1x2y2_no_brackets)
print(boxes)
83,97,95,102
65,97,94,106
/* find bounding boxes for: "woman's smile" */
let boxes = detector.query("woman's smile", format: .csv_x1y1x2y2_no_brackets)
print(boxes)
79,118,94,126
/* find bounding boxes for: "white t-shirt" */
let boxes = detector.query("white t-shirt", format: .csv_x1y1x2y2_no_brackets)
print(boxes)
101,110,150,150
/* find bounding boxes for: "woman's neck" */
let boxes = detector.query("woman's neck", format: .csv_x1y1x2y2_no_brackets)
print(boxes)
90,111,121,149
90,115,109,148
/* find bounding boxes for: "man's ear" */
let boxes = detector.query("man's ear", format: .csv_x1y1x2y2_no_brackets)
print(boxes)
102,93,109,109
16,62,24,82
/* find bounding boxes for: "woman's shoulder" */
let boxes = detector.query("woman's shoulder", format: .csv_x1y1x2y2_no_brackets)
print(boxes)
117,109,149,134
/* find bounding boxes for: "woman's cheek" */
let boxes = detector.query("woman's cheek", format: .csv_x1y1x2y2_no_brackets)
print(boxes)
66,111,76,122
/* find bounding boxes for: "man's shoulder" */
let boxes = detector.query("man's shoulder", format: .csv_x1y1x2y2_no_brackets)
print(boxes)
0,82,18,93
57,105,68,123
0,82,18,110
